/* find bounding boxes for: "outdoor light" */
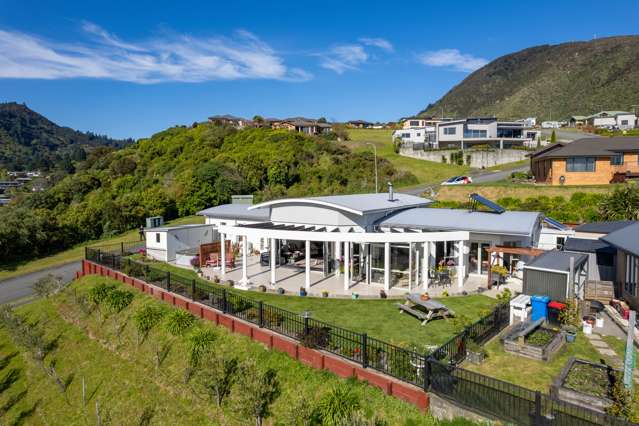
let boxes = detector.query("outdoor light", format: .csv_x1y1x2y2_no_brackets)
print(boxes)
301,310,312,319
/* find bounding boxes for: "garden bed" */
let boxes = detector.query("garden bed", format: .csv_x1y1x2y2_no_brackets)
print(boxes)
550,357,618,413
502,321,565,361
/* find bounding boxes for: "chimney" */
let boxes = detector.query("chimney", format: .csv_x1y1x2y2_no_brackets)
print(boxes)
387,181,394,201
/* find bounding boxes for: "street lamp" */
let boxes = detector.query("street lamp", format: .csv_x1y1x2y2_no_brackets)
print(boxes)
366,142,378,193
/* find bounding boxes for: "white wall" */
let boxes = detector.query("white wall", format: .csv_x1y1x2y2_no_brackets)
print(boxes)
617,114,636,129
392,128,427,143
538,228,574,250
204,217,265,251
145,225,217,262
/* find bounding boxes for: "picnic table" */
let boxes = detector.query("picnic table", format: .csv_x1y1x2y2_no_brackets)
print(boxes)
397,294,455,325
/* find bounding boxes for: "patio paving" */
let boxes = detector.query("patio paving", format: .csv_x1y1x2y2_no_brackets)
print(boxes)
201,254,518,298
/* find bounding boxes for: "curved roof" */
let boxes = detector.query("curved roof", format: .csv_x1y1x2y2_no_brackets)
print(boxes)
249,193,431,216
198,204,269,221
379,208,541,237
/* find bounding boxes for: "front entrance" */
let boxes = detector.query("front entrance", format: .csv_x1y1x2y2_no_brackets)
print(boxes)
469,242,492,275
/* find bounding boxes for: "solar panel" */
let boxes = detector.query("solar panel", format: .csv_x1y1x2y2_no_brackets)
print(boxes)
470,193,505,214
543,216,569,231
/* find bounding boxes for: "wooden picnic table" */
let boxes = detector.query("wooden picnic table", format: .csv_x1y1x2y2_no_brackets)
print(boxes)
397,294,455,325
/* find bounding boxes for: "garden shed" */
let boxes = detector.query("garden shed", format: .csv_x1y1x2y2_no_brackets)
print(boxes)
522,251,588,302
145,224,217,263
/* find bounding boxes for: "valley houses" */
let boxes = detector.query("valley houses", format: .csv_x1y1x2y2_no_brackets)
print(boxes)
530,137,639,185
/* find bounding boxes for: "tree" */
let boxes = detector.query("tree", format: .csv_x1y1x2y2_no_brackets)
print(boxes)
317,117,327,123
253,115,265,127
598,185,639,220
184,328,216,383
550,129,557,143
33,274,64,298
196,352,239,408
234,359,281,426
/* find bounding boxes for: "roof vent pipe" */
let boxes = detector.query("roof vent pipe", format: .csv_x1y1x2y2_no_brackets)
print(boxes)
387,181,394,201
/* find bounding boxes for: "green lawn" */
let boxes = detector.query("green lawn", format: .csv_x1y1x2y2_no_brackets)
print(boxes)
345,129,470,187
601,335,638,362
0,216,203,282
464,332,601,392
126,259,498,349
0,275,476,425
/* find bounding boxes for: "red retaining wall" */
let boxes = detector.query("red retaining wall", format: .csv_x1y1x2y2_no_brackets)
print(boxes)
80,259,429,412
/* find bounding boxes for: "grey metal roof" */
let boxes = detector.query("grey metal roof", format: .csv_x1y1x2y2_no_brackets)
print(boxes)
574,220,635,234
526,250,588,272
379,208,541,236
145,223,212,232
251,193,432,216
531,137,639,159
563,237,615,254
198,204,270,221
601,222,639,256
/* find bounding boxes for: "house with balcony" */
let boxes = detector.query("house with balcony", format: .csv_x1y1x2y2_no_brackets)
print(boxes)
435,117,539,149
530,137,639,185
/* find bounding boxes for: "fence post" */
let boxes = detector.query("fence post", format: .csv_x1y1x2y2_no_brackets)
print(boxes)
362,333,368,368
166,271,171,291
97,249,101,264
191,279,196,301
120,242,124,256
303,315,310,337
423,357,431,391
258,301,264,328
222,289,227,313
84,246,88,260
534,391,542,425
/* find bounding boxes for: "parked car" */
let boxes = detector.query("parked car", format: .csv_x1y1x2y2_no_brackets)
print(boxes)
441,176,473,186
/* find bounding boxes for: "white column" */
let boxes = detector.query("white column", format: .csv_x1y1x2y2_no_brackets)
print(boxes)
270,238,277,286
335,241,341,276
343,241,350,293
305,240,311,291
384,242,390,292
408,242,413,292
220,233,226,275
457,240,465,288
239,235,250,288
422,242,430,290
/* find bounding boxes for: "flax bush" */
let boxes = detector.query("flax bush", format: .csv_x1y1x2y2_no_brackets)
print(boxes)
164,309,195,336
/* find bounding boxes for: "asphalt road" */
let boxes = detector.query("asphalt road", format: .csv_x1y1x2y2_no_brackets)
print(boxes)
0,261,81,305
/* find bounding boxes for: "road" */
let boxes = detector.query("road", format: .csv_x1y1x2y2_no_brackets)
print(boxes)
540,129,597,141
0,261,81,305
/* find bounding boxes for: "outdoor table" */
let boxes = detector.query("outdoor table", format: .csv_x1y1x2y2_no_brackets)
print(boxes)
397,294,455,325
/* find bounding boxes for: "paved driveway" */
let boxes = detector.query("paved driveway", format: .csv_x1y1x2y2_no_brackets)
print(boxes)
0,261,81,304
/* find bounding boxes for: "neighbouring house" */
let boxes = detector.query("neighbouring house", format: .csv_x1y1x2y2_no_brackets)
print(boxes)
523,251,589,302
537,217,575,251
347,120,374,129
602,222,639,310
435,117,539,149
529,137,639,185
516,117,537,127
541,121,562,129
145,224,217,263
186,187,543,294
208,114,251,128
392,127,436,148
585,111,636,129
401,116,448,129
562,237,616,282
568,115,588,127
268,117,333,135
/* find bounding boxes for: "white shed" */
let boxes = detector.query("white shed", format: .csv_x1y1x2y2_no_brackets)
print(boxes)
145,224,217,262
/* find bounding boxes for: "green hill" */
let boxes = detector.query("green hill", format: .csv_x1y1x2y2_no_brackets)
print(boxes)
0,102,132,171
419,36,639,120
0,123,415,262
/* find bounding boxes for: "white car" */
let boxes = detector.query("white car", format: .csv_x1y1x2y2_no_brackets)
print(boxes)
441,176,473,186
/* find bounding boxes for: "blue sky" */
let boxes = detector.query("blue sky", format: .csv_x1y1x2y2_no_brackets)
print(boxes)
1,0,639,139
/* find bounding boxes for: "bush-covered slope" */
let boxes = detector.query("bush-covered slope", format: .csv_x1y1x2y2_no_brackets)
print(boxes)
0,124,416,262
419,36,639,120
0,102,131,171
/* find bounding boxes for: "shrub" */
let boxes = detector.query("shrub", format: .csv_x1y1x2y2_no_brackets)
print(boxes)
298,326,330,349
164,309,195,336
197,351,239,407
133,304,166,344
234,359,281,426
33,274,64,298
496,288,512,303
184,328,216,382
87,282,116,307
104,289,134,314
314,384,360,426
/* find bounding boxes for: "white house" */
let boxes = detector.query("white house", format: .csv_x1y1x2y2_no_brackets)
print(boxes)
541,121,562,129
192,188,542,293
586,111,636,129
145,224,217,263
392,127,435,146
537,217,574,251
435,118,537,149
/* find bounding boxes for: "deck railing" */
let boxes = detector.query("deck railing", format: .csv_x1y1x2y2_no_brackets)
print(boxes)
84,247,635,426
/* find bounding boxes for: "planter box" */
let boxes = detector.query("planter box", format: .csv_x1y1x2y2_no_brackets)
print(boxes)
503,326,565,361
550,357,616,414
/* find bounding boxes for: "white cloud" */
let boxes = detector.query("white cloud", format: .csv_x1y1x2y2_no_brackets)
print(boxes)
359,37,393,52
0,23,311,83
320,44,369,74
417,49,488,72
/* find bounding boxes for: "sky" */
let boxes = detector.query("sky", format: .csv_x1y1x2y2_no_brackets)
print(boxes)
1,0,639,139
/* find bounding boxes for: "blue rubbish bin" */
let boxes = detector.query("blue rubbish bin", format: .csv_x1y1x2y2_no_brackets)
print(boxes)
531,295,551,321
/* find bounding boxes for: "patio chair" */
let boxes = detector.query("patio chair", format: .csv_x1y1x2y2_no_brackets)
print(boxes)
205,253,219,267
439,271,451,287
225,253,236,268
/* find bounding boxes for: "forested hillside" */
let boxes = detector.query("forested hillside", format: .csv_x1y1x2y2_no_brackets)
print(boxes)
0,102,132,171
419,36,639,120
0,124,416,262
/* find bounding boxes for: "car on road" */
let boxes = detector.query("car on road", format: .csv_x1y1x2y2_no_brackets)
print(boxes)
441,176,473,186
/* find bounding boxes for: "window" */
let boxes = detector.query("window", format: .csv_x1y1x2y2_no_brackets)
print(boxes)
401,133,410,138
625,254,638,296
409,120,420,126
416,133,421,137
155,233,160,243
621,120,629,126
443,127,456,135
566,157,596,172
556,237,566,250
611,153,624,165
463,129,487,138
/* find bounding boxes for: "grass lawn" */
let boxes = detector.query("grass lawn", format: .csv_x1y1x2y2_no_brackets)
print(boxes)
126,259,498,349
0,275,476,425
436,184,615,203
0,216,203,282
484,159,529,172
345,129,470,188
601,335,639,362
464,332,601,392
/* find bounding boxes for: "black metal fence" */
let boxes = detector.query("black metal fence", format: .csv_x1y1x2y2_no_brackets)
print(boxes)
84,248,636,426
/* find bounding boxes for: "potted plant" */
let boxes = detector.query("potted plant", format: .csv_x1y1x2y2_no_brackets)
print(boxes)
277,287,285,295
466,341,487,364
379,289,387,299
559,298,580,342
227,280,234,288
299,287,307,297
321,290,329,298
491,265,509,285
213,276,220,284
563,325,577,343
351,292,359,300
420,292,430,301
258,284,267,292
